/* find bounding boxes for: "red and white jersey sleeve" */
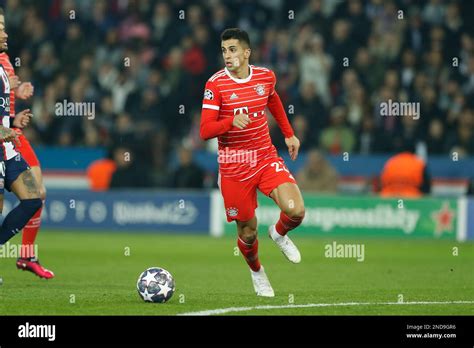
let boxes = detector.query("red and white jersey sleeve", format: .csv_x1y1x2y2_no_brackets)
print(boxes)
202,65,290,182
202,76,222,112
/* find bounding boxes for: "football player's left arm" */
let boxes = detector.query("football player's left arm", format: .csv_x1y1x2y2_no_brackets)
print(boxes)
267,74,299,160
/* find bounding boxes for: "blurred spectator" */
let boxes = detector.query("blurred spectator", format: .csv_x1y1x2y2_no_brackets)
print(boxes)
424,119,446,155
355,116,389,154
86,150,117,191
380,143,431,197
445,108,474,157
109,147,152,188
297,33,332,106
296,149,338,193
291,81,328,135
400,49,417,91
346,83,369,128
319,106,355,154
328,19,356,81
345,0,371,45
353,46,383,94
291,114,316,151
422,0,445,25
61,23,89,77
391,114,422,153
171,146,205,189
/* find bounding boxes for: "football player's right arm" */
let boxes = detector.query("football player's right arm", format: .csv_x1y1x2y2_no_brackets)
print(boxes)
200,107,234,140
200,80,250,140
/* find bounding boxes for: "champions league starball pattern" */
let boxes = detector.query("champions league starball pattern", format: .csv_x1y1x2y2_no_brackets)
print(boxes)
137,267,175,303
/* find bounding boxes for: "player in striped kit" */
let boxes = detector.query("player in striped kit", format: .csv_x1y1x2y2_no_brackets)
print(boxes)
200,28,305,297
0,8,54,279
0,18,43,284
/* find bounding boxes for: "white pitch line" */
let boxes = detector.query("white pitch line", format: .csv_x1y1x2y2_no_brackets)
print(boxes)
178,300,474,316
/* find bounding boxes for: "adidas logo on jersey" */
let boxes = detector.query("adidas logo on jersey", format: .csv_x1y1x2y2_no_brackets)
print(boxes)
230,92,238,100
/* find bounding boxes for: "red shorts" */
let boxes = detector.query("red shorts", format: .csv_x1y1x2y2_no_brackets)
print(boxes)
15,132,40,167
218,157,296,222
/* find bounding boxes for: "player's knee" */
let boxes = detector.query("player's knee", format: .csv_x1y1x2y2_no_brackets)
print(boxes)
284,205,305,220
239,227,257,244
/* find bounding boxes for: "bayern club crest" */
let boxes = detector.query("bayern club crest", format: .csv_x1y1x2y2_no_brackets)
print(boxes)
255,84,265,96
226,207,239,217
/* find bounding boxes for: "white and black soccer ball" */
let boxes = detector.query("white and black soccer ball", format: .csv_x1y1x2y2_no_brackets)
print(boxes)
137,267,175,303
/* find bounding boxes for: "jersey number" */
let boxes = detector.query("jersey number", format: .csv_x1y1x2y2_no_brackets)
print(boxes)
271,161,295,180
271,162,289,173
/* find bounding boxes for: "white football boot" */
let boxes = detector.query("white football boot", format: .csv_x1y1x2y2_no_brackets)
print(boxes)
268,224,301,263
250,266,274,297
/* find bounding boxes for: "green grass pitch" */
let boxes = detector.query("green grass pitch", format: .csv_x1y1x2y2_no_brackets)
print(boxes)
0,230,473,315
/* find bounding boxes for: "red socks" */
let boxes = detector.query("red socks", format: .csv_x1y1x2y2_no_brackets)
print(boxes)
275,211,304,236
21,205,42,259
237,237,261,272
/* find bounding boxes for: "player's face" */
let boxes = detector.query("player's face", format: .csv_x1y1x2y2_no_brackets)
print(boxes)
0,17,7,53
221,39,250,71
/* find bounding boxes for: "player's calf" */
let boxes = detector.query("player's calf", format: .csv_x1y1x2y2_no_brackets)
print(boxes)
270,182,305,236
236,217,261,272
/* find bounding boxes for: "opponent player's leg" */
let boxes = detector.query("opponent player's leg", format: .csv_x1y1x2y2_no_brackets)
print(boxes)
0,192,2,285
0,162,4,285
16,164,53,279
0,160,42,246
20,166,45,257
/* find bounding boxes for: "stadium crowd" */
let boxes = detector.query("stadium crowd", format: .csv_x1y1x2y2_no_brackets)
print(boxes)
2,0,474,188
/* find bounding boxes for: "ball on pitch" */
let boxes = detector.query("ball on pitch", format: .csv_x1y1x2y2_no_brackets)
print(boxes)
137,267,175,303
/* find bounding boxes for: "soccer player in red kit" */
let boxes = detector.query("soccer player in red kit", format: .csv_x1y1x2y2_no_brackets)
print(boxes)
0,8,54,279
200,28,305,297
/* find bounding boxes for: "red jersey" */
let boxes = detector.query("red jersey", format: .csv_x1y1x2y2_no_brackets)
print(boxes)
201,65,293,181
0,53,16,117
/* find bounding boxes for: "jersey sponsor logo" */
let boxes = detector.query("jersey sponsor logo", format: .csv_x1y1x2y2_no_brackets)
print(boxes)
0,96,10,114
233,106,248,115
226,207,239,217
204,89,214,100
255,84,265,96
